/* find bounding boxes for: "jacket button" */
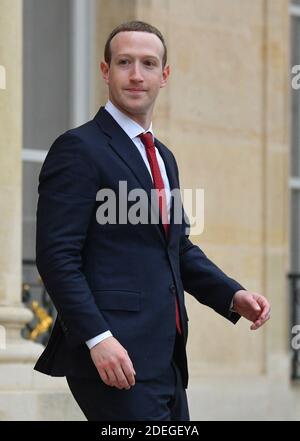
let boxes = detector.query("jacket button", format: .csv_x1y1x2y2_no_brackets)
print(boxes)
169,284,176,294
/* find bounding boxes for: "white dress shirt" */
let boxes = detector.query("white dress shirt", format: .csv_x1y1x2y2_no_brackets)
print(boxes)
86,101,171,350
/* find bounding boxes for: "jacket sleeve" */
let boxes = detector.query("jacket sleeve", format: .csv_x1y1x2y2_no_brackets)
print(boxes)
36,133,110,347
172,155,243,324
179,231,242,323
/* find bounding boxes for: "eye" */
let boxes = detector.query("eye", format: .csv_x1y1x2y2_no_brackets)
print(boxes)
118,59,130,65
144,60,156,67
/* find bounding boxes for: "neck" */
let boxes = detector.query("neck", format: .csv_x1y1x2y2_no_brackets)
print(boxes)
109,99,153,130
129,113,152,130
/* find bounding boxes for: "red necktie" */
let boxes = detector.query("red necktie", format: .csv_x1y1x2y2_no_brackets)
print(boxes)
139,132,182,335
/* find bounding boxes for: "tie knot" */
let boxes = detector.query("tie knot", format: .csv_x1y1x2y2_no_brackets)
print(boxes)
139,132,155,150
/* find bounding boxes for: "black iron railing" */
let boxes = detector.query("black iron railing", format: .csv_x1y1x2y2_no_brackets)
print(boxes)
288,273,300,380
22,259,56,346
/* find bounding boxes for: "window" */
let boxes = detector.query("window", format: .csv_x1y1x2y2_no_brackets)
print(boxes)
22,0,94,263
23,0,73,264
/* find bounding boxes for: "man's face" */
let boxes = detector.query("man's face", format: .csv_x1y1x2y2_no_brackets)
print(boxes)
101,31,170,119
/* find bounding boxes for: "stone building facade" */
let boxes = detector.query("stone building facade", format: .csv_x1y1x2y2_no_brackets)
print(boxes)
0,0,297,420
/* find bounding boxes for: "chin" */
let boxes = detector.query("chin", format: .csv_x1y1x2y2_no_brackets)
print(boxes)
122,101,148,115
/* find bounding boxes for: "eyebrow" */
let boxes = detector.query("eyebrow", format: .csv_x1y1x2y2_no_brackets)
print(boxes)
116,53,160,61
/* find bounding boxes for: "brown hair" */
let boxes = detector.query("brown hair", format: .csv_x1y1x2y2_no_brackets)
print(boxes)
104,20,167,67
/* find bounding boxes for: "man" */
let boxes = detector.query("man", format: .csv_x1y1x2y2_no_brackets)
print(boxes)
34,21,271,421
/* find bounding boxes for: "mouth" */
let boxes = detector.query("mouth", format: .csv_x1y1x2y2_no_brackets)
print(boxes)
125,89,147,93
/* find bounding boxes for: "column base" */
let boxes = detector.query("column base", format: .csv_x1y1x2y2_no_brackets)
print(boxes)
0,305,83,420
0,363,84,420
0,305,44,362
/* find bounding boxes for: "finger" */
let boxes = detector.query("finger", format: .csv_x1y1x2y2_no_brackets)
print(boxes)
106,368,119,388
256,306,271,323
259,309,271,322
249,299,262,314
251,318,264,330
98,367,110,385
248,307,261,323
114,365,131,390
261,311,271,323
248,311,260,322
251,313,270,330
251,320,261,330
251,316,264,330
121,359,136,387
128,358,136,377
122,364,136,387
256,296,270,317
243,298,261,321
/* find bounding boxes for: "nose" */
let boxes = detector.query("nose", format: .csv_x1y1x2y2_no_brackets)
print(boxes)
129,61,143,82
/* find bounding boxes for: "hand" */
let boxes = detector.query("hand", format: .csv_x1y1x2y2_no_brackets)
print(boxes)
90,336,136,390
232,290,271,330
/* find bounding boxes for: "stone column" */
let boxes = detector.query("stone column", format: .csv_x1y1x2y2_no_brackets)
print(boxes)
0,0,42,367
0,1,83,420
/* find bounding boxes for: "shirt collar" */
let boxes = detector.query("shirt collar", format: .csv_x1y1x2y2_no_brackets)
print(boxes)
105,100,154,140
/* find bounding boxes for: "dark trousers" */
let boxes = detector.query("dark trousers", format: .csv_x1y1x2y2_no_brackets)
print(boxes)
66,335,190,421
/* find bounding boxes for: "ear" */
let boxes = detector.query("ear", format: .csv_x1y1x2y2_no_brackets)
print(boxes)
100,61,110,84
160,64,170,89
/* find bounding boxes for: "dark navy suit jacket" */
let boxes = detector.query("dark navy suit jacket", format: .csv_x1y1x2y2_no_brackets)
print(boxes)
34,107,242,388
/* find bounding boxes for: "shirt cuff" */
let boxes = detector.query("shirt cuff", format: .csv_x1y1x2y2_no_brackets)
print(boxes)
86,330,113,350
229,298,235,313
